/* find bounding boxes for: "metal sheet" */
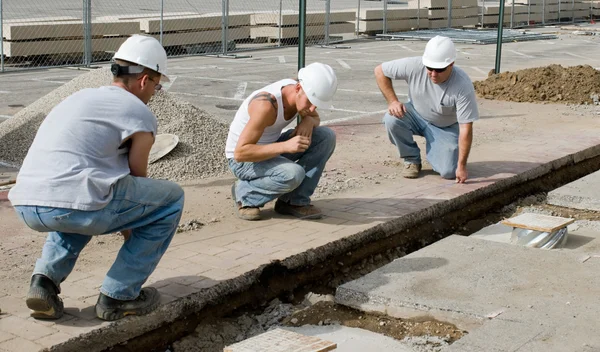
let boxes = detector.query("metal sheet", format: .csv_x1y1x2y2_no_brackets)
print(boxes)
376,28,557,44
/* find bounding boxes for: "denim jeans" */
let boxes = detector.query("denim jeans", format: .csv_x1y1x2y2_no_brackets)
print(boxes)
228,126,336,207
383,102,459,179
13,175,184,300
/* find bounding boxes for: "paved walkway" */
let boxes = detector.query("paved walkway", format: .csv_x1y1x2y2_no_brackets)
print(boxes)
0,104,599,351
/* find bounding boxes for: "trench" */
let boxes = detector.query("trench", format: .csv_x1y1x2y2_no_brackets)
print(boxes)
101,151,600,352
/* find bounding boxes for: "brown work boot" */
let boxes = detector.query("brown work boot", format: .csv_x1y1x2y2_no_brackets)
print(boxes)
402,163,421,179
274,199,323,220
231,183,261,221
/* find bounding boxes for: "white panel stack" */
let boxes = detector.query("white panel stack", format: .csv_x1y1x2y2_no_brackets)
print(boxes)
356,8,429,33
137,13,251,46
411,0,480,28
480,3,531,25
2,18,139,57
250,10,355,41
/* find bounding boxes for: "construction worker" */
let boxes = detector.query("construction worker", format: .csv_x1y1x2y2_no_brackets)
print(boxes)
8,35,184,321
375,36,479,183
225,62,338,221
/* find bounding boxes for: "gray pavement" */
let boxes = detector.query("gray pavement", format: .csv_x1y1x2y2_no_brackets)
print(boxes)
336,235,600,351
548,170,600,211
1,29,599,124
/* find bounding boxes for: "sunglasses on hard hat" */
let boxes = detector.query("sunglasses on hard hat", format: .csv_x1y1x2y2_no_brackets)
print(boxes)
425,66,449,73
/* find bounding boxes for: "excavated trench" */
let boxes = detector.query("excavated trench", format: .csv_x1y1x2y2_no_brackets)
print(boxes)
101,150,600,352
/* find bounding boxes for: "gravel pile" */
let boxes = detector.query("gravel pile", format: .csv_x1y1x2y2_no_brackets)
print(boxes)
0,68,230,181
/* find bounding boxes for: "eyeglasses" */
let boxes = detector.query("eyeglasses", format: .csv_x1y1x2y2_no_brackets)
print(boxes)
425,66,449,73
148,77,162,91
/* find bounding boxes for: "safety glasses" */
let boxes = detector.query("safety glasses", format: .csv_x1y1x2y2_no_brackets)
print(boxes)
425,66,449,73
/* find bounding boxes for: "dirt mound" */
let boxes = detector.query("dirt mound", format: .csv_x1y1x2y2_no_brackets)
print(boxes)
0,68,230,181
474,64,600,104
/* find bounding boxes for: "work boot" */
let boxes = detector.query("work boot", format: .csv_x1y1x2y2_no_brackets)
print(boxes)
274,199,323,220
402,163,422,179
95,287,161,321
231,183,261,221
26,274,64,320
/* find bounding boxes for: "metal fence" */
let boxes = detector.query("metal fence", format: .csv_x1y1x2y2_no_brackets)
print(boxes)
0,0,597,72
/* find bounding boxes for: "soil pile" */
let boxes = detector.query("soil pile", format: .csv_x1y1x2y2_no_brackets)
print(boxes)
0,68,230,181
474,65,600,104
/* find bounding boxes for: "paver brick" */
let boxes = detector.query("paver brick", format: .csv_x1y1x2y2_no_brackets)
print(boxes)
35,332,73,349
178,241,229,255
60,281,101,300
0,315,56,340
224,328,336,352
156,257,190,270
53,317,109,336
0,336,44,352
190,279,219,291
0,295,36,318
0,331,15,344
164,247,200,259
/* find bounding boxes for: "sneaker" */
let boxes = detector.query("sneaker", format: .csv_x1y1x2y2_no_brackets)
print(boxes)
274,199,323,219
26,274,64,320
95,287,161,321
402,163,422,179
231,183,261,221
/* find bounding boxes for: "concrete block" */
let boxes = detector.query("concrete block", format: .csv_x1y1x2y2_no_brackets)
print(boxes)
150,27,250,46
481,14,533,24
336,235,600,349
429,17,478,27
140,14,251,33
429,7,480,18
2,20,139,40
251,11,355,26
251,23,354,39
2,36,126,57
95,12,197,21
501,213,574,232
357,18,429,32
414,0,478,8
359,8,428,20
547,171,600,211
224,328,336,352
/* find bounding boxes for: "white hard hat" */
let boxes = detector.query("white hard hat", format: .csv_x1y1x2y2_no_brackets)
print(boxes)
113,35,170,82
422,36,456,69
298,62,338,110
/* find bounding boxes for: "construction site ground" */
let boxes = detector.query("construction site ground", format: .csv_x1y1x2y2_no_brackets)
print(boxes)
0,26,600,351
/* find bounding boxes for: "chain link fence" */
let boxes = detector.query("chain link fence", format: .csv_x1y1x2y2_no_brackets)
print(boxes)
0,0,596,72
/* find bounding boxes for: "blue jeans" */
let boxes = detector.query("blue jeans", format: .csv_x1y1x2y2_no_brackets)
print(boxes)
228,126,336,207
13,175,184,300
383,102,459,179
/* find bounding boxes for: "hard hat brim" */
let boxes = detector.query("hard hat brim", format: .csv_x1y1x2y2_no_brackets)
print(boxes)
307,94,334,110
160,73,170,83
422,56,453,69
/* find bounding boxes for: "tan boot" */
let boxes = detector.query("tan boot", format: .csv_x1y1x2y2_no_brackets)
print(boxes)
231,183,261,221
274,200,323,219
402,163,421,179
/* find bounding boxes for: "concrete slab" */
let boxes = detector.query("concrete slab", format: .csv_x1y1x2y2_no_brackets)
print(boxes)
548,170,600,211
281,326,414,352
336,235,600,351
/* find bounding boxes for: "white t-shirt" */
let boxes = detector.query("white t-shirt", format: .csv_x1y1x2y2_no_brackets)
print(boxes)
382,56,479,128
9,86,157,211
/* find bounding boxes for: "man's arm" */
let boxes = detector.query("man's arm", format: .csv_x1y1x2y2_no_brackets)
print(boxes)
128,131,155,177
456,122,473,183
374,64,406,117
234,93,310,162
293,110,320,138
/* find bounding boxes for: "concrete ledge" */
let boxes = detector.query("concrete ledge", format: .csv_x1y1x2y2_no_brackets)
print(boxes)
48,143,600,352
547,170,600,211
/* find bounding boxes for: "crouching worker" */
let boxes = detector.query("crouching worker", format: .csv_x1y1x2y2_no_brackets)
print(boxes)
8,35,184,321
225,62,338,221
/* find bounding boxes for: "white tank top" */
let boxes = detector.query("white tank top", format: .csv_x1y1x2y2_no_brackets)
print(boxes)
225,79,297,159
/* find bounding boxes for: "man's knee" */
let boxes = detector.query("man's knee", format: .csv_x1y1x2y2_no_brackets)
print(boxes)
383,112,410,132
157,180,185,208
313,126,336,151
439,168,456,179
277,163,305,192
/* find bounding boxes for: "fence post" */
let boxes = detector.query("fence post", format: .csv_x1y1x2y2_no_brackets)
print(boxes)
160,0,164,45
356,0,361,36
278,0,282,46
572,0,575,23
83,0,92,67
447,0,453,28
418,0,421,29
495,0,505,74
542,0,545,25
383,0,388,34
325,0,331,45
511,0,515,28
481,0,485,27
0,0,4,73
221,0,229,55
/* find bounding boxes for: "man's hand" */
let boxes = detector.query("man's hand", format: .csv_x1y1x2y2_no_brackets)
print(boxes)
291,119,314,139
285,135,311,153
455,165,468,183
388,101,407,118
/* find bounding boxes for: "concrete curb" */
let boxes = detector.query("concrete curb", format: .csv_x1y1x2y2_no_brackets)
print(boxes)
48,144,600,352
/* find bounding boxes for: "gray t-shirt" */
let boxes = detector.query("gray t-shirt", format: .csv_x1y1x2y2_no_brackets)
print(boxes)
9,86,157,211
382,56,479,128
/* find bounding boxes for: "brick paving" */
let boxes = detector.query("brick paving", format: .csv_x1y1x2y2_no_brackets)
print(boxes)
0,112,598,351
